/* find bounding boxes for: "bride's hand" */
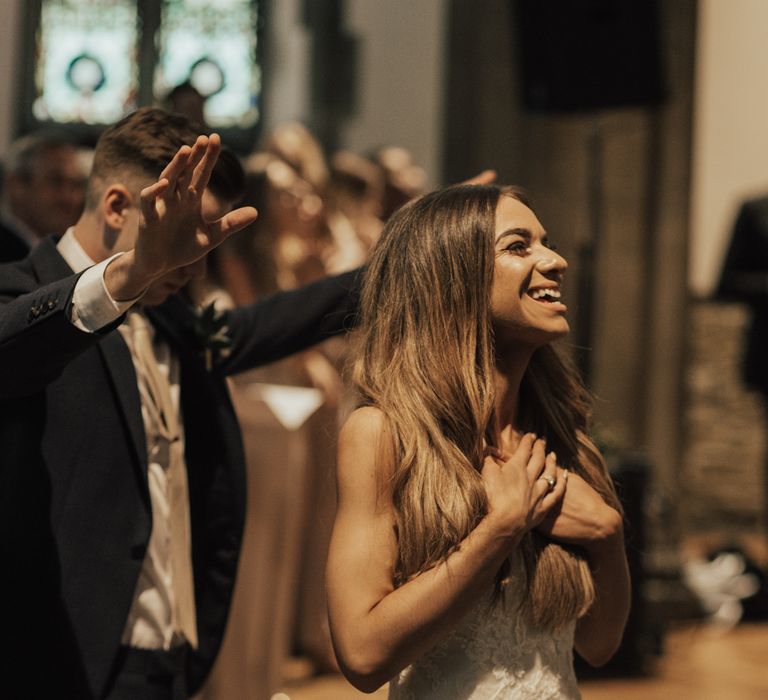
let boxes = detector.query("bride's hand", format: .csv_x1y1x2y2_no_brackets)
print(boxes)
481,436,565,541
535,471,622,548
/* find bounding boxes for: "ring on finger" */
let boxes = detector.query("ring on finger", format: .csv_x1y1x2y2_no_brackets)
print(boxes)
539,474,556,490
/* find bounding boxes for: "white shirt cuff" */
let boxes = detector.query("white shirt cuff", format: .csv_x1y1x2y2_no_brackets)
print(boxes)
70,253,143,332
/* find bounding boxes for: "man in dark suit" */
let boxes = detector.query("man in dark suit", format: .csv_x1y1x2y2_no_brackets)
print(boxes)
718,194,768,523
0,132,87,262
0,108,359,699
718,196,768,394
0,217,31,261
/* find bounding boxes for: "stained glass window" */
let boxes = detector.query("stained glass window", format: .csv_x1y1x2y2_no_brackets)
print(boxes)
34,0,139,124
155,0,261,129
29,0,261,135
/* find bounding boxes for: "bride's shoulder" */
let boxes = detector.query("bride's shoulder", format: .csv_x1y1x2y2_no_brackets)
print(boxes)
340,405,389,443
338,406,397,485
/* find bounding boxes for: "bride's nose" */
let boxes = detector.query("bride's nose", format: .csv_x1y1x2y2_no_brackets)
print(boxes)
534,252,567,274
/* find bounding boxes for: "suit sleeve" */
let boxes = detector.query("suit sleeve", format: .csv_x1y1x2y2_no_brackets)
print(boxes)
0,264,122,398
219,267,362,376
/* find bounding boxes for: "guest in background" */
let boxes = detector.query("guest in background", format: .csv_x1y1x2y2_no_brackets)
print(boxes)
197,131,352,674
328,150,385,253
718,194,768,524
261,123,367,284
373,145,427,221
0,131,87,261
263,121,330,198
166,81,208,128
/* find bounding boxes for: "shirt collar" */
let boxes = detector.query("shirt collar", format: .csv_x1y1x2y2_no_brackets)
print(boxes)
57,227,96,273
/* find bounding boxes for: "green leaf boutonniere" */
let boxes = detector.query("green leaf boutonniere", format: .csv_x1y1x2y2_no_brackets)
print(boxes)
194,301,232,371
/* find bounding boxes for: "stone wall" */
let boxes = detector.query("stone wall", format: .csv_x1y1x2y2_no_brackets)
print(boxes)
683,301,766,533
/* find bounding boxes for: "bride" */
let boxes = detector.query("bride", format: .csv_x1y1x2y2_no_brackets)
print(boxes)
325,184,630,698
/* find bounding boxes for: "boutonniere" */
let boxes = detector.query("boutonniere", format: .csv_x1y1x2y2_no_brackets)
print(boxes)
194,301,232,371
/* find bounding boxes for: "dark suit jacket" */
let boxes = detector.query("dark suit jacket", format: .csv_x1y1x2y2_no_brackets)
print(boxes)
0,238,360,698
0,218,30,263
717,195,768,396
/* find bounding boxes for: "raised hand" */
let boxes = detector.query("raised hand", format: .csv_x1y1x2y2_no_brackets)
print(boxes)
536,470,622,547
460,169,497,186
481,435,565,541
133,134,257,280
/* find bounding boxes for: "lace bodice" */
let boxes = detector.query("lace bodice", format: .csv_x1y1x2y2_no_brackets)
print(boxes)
387,562,581,700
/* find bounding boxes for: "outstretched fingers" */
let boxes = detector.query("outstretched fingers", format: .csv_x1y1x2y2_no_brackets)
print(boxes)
461,169,497,186
206,206,259,247
177,135,209,196
140,178,169,225
190,133,222,196
158,144,192,193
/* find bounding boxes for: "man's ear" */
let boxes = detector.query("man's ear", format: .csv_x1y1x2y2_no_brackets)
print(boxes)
102,185,135,230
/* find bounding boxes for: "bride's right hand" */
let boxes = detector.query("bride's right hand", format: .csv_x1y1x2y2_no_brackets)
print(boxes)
481,434,565,541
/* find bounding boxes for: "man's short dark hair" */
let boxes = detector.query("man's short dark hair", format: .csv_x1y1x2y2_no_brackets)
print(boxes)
87,107,244,208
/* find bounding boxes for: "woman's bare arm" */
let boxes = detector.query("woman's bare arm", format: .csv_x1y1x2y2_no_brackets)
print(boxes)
326,407,563,692
536,471,630,666
574,525,631,666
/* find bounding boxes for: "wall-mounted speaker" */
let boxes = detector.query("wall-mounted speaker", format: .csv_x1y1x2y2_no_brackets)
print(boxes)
516,0,664,112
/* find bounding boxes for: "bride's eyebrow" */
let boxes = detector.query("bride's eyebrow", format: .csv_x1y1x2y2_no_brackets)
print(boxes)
496,227,531,244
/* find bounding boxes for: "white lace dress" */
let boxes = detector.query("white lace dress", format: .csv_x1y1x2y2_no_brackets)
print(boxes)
387,564,581,700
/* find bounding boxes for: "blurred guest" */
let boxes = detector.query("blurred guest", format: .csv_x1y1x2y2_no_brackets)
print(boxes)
196,145,362,402
373,145,427,221
328,150,384,252
193,139,348,676
718,195,768,520
265,156,336,286
166,81,208,128
263,122,330,196
247,143,365,290
198,151,326,303
0,132,87,261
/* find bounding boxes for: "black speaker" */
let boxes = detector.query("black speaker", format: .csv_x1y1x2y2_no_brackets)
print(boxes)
515,0,664,112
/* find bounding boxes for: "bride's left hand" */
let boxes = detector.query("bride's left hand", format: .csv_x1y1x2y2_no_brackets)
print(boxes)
535,469,622,549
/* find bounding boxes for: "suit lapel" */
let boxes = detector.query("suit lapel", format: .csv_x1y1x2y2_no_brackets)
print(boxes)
28,236,76,280
97,331,148,472
29,238,149,475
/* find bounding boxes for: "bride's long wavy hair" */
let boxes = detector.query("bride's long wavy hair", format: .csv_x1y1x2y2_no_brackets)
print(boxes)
352,184,620,629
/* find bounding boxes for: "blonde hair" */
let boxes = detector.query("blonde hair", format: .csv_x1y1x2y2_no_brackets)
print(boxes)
352,184,620,629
